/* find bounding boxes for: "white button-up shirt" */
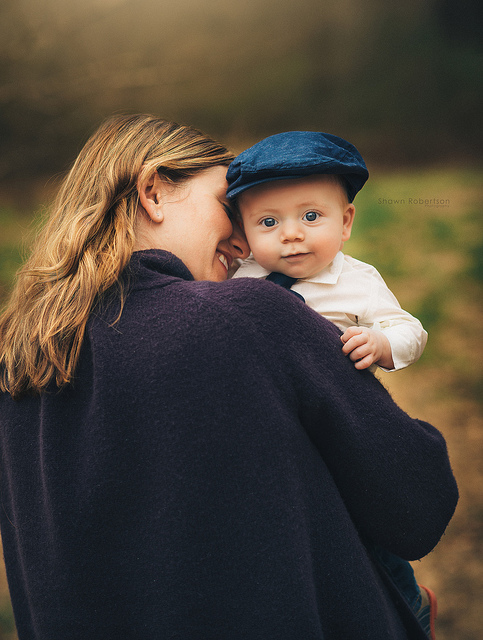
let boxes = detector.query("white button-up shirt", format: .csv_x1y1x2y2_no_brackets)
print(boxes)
232,251,428,371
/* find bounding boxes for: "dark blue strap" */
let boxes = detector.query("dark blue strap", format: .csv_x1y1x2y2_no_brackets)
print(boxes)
265,272,305,302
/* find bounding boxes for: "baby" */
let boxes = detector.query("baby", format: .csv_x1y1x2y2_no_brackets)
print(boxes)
226,131,436,637
226,131,427,372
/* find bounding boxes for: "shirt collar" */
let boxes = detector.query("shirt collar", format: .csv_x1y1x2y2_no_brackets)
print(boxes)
240,251,345,285
300,251,345,284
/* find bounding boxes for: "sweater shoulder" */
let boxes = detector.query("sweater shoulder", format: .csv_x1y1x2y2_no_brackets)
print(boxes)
88,274,342,383
196,277,340,337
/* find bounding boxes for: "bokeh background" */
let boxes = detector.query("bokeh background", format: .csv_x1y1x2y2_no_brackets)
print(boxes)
0,0,482,638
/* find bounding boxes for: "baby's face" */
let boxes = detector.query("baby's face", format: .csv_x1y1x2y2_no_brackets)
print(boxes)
238,175,355,279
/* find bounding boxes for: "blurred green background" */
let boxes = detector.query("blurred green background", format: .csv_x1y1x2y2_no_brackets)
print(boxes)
0,0,482,638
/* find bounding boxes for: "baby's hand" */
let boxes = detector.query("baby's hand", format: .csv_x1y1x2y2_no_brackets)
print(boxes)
340,326,394,370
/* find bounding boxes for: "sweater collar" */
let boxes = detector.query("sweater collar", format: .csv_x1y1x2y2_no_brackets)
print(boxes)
129,250,195,282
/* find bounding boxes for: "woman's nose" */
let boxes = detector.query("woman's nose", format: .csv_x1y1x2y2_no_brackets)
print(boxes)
228,221,250,259
281,222,304,242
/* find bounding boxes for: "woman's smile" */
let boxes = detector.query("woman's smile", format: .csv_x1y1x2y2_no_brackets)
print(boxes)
144,166,248,281
216,251,231,273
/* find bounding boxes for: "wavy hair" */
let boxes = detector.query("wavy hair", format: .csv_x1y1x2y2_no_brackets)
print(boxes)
0,114,234,398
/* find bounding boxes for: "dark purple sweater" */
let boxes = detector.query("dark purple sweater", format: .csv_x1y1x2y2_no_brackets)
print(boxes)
0,250,458,639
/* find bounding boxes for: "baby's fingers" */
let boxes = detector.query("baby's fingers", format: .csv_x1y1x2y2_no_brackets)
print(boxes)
353,354,376,370
341,332,369,355
340,326,363,344
347,341,374,362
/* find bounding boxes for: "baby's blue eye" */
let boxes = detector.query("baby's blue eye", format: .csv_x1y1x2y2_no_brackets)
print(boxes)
303,211,319,222
261,218,277,227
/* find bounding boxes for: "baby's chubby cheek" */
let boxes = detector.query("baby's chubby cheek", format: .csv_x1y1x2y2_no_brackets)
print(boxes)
250,245,279,272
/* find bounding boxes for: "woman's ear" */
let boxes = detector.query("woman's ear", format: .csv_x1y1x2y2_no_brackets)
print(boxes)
138,172,165,222
341,204,356,241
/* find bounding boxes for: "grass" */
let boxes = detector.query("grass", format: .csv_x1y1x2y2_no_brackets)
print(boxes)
0,167,482,638
353,168,483,638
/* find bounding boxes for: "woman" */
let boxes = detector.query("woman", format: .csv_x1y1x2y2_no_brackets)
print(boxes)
0,114,457,639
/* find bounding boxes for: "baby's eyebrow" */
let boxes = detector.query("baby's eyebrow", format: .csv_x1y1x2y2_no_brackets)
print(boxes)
249,207,280,216
297,200,324,208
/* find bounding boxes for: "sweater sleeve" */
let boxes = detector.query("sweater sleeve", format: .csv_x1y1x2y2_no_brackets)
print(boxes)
228,279,458,561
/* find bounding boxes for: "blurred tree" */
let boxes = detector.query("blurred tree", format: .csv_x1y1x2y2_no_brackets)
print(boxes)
0,0,481,180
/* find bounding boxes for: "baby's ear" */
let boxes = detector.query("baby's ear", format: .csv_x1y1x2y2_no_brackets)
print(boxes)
342,204,355,241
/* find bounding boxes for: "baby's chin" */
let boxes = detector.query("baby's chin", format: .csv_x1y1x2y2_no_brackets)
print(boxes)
262,261,329,280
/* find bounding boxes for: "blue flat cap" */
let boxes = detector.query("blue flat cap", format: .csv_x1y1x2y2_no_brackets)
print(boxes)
226,131,369,203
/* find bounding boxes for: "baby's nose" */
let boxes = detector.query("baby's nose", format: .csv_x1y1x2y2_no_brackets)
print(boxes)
281,222,304,242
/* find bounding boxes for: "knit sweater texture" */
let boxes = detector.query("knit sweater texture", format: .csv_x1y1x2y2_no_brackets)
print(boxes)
0,250,458,639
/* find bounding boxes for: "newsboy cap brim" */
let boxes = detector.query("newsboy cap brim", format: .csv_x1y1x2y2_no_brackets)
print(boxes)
226,131,369,203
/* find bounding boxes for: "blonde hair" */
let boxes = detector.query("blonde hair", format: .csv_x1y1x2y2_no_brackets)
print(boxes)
0,114,234,399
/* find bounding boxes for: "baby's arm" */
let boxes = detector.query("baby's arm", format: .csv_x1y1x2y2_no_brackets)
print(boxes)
337,260,428,372
340,326,394,370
